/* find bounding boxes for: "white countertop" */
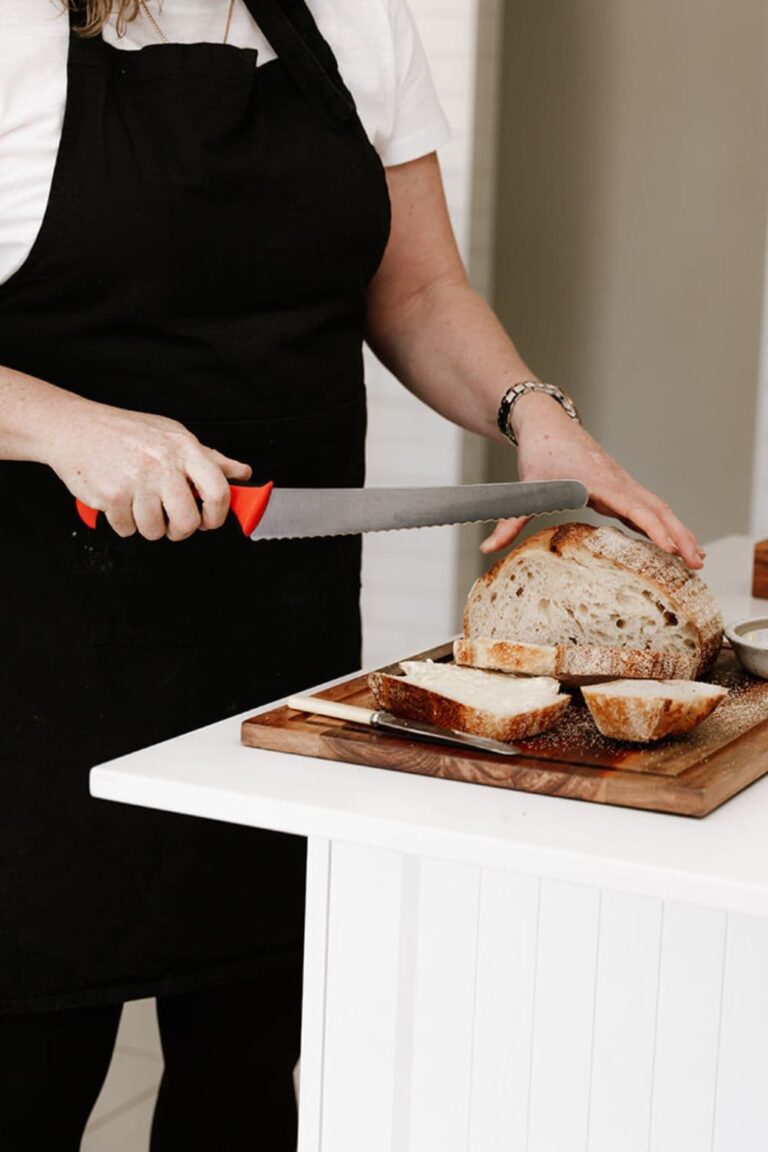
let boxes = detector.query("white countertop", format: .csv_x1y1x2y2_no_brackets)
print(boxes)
90,535,768,917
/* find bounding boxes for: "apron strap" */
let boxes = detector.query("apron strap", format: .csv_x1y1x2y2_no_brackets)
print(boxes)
240,0,355,128
67,1,87,30
68,1,353,127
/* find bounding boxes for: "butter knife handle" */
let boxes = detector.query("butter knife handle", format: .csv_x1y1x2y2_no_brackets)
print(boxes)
286,694,375,726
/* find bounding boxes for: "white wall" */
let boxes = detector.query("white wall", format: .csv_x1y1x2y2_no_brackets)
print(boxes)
362,0,502,668
489,0,768,545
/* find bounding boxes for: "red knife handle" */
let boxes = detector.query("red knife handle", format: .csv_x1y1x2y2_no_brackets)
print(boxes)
75,481,274,537
228,482,273,535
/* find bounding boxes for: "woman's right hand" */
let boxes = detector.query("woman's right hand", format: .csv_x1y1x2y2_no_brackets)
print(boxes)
46,398,252,541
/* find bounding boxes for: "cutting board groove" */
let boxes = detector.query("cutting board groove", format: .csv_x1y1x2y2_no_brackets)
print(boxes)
241,645,768,817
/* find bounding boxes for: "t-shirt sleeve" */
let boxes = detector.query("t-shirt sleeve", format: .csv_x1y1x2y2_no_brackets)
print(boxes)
375,0,451,167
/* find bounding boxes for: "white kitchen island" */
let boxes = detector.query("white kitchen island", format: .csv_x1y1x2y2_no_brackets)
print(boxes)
91,536,768,1152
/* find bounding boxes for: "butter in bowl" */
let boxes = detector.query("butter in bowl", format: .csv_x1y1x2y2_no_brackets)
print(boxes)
724,617,768,679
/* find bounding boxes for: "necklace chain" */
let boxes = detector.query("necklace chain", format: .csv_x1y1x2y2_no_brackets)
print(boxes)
137,0,237,46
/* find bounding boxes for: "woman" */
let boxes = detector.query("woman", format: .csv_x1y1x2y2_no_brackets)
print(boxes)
0,0,703,1148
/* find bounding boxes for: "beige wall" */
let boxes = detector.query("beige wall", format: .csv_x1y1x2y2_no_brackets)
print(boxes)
488,0,768,543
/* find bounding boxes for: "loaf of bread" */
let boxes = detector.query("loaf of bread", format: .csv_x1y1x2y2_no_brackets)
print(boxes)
368,660,570,743
455,524,723,682
581,679,728,742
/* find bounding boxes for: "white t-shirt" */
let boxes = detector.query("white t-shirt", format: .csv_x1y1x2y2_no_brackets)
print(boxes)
0,0,450,284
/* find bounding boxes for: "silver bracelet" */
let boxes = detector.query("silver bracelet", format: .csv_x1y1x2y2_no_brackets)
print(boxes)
497,381,580,447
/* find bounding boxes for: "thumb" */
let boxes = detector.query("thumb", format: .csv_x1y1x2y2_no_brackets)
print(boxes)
480,515,528,554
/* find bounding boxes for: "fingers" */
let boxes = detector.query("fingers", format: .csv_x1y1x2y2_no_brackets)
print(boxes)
62,407,253,542
115,449,248,540
185,447,252,532
185,449,253,532
595,489,705,570
186,454,233,532
480,515,528,554
210,450,252,483
161,478,202,542
656,504,705,568
132,491,167,542
104,493,137,539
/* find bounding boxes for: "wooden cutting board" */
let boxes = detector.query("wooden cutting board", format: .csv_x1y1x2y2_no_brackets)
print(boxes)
241,645,768,817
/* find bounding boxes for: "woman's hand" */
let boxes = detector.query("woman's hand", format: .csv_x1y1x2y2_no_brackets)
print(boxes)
480,393,706,569
46,398,252,541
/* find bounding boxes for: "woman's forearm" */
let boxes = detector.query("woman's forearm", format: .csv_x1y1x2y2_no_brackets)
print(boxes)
366,275,551,443
0,364,85,463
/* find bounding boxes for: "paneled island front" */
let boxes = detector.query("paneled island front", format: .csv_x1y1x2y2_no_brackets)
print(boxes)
91,536,768,1152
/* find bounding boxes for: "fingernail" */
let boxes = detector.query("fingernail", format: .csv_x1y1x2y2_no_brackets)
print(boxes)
480,536,495,554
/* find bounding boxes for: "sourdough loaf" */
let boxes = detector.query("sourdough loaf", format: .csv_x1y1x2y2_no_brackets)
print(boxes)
455,524,723,681
581,679,728,742
368,661,570,743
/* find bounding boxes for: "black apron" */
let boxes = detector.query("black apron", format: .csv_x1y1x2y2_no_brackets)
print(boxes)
0,0,390,1011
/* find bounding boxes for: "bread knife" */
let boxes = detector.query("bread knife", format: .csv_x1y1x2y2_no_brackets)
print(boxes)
75,478,588,538
286,694,522,757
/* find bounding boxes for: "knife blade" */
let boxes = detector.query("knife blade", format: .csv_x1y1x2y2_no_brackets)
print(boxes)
75,478,588,538
286,693,522,757
249,479,587,540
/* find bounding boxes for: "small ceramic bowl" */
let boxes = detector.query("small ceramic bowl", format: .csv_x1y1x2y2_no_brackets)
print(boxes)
724,617,768,679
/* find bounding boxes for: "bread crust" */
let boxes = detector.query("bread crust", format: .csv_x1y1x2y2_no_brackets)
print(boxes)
462,524,723,680
368,670,570,743
454,637,695,682
581,681,728,742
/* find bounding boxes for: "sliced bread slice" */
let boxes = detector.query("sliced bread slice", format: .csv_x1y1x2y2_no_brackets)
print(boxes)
368,660,570,743
461,524,723,681
454,637,688,682
580,679,728,742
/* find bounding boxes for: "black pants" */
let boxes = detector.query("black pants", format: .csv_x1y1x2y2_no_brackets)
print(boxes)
0,967,302,1152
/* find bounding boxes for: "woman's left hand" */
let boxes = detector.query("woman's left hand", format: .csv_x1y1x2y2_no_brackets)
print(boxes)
479,393,706,569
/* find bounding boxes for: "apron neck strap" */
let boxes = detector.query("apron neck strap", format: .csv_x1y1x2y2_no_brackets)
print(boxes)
66,1,354,127
67,2,87,30
240,0,355,128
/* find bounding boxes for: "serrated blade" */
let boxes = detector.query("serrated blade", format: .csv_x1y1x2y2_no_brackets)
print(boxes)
250,479,588,540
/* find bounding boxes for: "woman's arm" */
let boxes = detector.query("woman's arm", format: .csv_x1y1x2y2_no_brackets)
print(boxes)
365,153,704,569
0,365,250,540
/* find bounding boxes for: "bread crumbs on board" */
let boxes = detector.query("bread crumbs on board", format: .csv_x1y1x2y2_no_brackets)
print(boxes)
515,655,768,766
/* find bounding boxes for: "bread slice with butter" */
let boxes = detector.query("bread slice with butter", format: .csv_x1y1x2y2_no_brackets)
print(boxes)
455,524,723,682
368,661,570,743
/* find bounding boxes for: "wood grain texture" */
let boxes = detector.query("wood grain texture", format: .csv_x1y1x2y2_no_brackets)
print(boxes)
241,646,768,817
752,539,768,599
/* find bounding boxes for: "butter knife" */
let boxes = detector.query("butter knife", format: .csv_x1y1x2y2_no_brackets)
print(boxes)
286,694,522,757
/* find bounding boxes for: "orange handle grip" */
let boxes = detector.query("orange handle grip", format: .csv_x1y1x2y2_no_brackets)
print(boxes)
75,500,100,529
227,482,273,535
75,482,273,537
